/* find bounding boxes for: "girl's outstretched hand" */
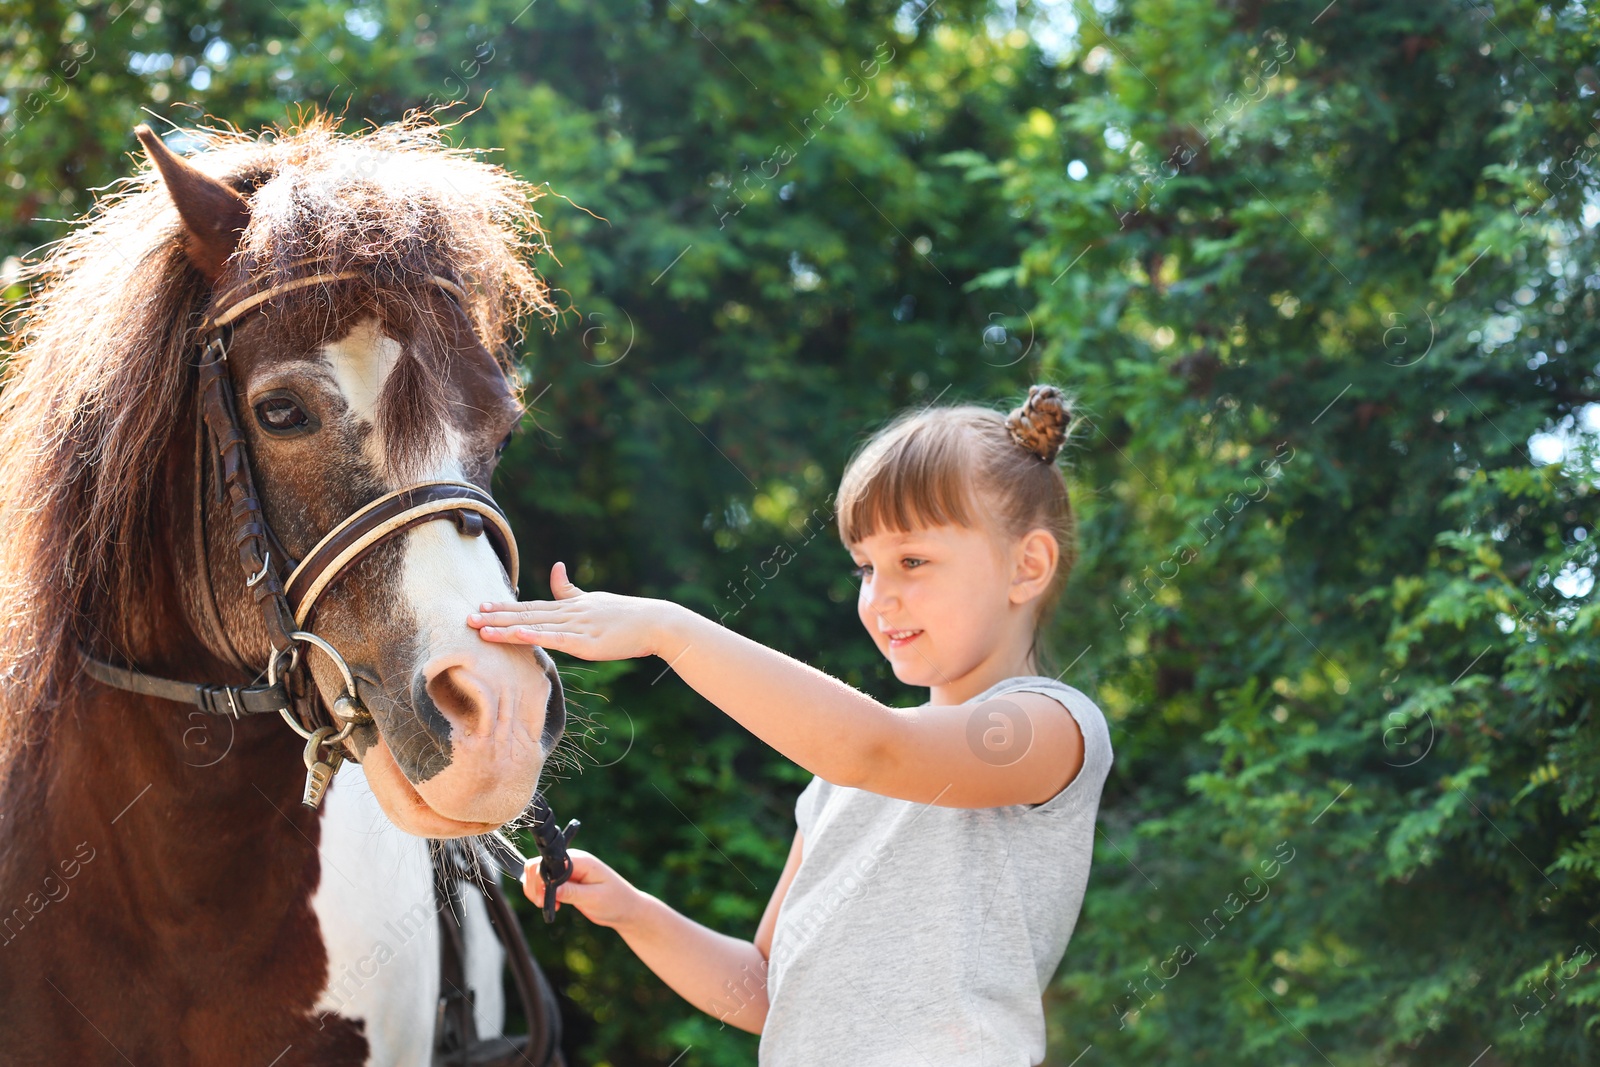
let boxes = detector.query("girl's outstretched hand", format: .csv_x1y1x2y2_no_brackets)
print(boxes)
523,848,642,929
469,561,680,662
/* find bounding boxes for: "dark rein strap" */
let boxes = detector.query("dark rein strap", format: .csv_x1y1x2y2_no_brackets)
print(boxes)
433,839,567,1067
196,328,299,654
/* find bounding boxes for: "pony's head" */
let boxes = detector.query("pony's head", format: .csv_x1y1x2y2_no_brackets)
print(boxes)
0,115,564,837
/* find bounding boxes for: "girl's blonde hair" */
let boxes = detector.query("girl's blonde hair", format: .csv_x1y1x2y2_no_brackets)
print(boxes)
836,384,1078,611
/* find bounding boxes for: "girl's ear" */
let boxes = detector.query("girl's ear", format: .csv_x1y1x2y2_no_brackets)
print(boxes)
1009,528,1059,605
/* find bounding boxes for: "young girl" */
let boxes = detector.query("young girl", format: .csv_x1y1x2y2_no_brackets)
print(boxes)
468,384,1114,1065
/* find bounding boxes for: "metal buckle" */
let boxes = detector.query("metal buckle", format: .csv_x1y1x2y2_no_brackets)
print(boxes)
245,550,272,589
196,684,241,720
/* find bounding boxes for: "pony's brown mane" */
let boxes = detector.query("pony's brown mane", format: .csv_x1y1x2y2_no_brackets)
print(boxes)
0,113,555,757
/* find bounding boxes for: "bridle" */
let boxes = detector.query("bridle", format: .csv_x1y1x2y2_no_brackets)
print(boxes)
81,265,554,810
81,264,579,1063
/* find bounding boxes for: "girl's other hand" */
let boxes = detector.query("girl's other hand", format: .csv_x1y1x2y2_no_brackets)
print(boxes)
469,561,680,662
523,848,642,929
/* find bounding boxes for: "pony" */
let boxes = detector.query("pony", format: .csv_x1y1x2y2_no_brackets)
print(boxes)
0,114,567,1065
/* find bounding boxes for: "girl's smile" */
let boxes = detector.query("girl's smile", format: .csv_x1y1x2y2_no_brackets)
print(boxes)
883,627,923,649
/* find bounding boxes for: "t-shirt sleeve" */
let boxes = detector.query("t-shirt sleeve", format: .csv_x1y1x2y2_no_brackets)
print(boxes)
1008,684,1114,816
794,775,828,837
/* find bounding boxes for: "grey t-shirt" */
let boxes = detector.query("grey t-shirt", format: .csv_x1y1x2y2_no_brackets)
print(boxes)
760,676,1114,1066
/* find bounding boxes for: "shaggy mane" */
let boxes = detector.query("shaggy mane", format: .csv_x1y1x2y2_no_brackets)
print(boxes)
0,111,556,756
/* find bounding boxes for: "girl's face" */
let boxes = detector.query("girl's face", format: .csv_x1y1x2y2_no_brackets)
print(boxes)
850,520,1035,698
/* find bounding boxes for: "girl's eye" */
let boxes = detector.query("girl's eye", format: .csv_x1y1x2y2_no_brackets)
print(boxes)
496,432,514,456
902,557,926,569
254,393,317,436
850,564,872,579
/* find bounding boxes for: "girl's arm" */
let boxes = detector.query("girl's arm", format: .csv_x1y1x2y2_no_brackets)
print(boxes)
526,833,807,1034
472,565,1084,808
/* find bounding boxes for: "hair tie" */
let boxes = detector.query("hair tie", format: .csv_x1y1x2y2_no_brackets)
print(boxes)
1005,384,1072,463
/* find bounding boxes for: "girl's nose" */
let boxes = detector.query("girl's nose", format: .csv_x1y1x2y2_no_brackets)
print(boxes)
863,581,898,615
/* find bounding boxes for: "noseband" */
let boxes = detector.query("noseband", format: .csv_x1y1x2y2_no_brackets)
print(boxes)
81,267,552,809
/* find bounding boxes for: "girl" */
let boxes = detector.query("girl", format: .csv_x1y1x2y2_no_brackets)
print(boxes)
467,384,1114,1066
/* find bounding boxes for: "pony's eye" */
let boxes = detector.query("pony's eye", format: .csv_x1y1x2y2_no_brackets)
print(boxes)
496,432,514,456
254,393,317,436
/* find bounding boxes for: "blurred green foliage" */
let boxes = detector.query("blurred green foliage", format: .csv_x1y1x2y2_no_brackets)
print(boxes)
3,0,1598,1064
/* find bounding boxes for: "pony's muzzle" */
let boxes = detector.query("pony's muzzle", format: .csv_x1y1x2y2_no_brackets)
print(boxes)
402,643,563,826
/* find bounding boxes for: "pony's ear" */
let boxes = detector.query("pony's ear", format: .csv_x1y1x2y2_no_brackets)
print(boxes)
135,124,251,282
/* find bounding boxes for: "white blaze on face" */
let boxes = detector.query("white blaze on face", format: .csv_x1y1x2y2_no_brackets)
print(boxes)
322,317,402,471
319,318,520,671
401,499,548,821
319,317,546,807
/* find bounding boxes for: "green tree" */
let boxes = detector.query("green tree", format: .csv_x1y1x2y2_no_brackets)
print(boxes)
983,1,1600,1063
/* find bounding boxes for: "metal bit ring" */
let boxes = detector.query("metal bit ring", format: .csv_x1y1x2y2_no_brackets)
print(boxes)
269,631,364,743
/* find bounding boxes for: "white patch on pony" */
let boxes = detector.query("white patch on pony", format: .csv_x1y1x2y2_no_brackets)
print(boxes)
311,761,506,1060
322,317,400,425
460,876,505,1037
320,317,404,474
319,316,468,483
401,499,517,646
311,760,437,1064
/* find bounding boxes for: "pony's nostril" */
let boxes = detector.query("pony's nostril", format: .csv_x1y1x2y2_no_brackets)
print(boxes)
424,665,486,733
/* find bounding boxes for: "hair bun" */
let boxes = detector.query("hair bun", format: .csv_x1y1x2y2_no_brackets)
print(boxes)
1005,384,1072,463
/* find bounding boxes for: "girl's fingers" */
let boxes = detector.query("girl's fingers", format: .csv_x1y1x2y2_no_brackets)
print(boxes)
472,601,559,618
478,626,585,652
480,628,613,664
562,849,602,877
468,603,587,632
523,851,610,917
551,879,602,911
469,609,556,628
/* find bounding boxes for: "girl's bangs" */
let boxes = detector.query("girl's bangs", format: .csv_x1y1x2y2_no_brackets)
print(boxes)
837,427,981,545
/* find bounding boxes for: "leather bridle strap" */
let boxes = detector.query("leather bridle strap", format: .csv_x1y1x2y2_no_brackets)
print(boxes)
203,270,468,332
198,330,298,653
284,481,518,628
80,655,288,719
